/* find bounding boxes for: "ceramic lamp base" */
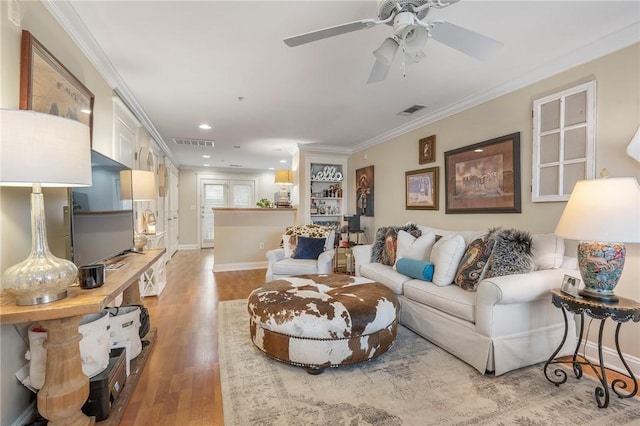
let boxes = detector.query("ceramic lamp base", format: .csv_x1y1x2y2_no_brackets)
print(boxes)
577,241,625,303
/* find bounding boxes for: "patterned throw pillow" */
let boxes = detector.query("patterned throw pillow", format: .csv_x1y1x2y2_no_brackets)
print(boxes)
484,228,535,278
284,225,334,252
371,223,421,265
454,236,495,292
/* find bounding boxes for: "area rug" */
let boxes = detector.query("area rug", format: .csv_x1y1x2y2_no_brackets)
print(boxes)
219,300,640,425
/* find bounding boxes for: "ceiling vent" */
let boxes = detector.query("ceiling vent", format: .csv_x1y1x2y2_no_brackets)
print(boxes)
229,164,243,167
397,104,426,116
172,138,215,147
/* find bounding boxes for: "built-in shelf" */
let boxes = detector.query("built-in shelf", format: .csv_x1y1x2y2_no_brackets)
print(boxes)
74,209,134,215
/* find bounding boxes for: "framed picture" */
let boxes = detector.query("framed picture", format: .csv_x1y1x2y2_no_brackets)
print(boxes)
405,167,439,210
560,274,581,297
444,132,521,214
356,166,374,217
419,135,436,164
20,30,94,143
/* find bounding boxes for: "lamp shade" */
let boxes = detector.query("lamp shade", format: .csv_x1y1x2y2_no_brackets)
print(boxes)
0,109,91,187
555,177,640,243
120,170,156,200
274,170,293,185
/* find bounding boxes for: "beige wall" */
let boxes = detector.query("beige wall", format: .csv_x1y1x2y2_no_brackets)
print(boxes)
351,44,640,360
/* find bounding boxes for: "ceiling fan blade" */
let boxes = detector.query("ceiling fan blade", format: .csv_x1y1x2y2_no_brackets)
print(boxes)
284,19,377,47
367,59,391,84
429,21,503,61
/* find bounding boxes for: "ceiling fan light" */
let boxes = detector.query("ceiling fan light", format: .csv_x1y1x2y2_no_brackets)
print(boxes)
403,26,429,55
373,37,400,66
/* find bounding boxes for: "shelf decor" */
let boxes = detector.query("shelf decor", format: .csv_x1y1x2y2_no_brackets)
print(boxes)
444,133,521,214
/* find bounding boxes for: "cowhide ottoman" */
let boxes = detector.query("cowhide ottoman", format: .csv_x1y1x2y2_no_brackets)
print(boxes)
247,274,399,374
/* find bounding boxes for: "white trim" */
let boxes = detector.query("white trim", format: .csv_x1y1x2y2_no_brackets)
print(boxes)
213,261,267,272
177,244,199,251
10,401,36,426
581,339,640,380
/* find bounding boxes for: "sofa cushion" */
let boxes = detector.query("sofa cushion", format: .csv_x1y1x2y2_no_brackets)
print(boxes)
531,233,565,270
396,258,435,281
403,279,476,323
430,234,466,286
454,236,495,292
272,257,321,276
292,236,326,260
359,262,410,295
371,223,420,265
394,230,436,269
485,228,535,278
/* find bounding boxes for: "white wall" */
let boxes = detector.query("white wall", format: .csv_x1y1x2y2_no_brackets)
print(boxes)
351,44,640,361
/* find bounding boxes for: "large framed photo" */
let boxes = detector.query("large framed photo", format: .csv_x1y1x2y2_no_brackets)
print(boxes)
356,165,374,217
419,135,435,164
444,133,521,214
20,30,94,143
406,167,439,210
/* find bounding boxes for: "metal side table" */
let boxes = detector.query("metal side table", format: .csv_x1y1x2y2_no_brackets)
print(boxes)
544,288,640,408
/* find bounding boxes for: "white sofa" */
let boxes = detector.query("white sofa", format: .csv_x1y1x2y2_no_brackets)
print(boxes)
352,225,579,376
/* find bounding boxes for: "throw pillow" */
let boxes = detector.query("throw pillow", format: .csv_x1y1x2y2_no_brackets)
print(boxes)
430,234,466,286
396,258,435,281
282,234,296,258
371,223,420,265
393,230,436,269
531,233,565,270
292,236,326,260
453,236,495,292
484,228,535,278
284,224,335,251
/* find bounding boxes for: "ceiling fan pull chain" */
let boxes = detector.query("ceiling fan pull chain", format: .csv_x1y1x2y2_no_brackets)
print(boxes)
401,45,407,78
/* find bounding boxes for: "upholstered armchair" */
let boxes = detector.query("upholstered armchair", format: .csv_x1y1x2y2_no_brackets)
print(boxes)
265,225,336,281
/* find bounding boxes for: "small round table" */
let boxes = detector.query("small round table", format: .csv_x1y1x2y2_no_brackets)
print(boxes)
248,274,399,374
543,288,640,408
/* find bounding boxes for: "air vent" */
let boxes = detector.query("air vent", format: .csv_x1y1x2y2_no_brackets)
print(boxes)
229,164,243,167
172,138,215,147
397,104,426,116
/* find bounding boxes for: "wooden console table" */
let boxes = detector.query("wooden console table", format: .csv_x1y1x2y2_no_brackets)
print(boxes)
0,248,165,426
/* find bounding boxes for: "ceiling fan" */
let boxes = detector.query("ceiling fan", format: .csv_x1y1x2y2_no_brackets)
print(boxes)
284,0,503,83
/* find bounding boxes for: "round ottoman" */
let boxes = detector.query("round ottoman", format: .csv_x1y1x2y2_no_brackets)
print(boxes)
247,274,399,373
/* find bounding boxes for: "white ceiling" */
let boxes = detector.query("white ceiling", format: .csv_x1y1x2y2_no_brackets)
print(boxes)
50,1,640,171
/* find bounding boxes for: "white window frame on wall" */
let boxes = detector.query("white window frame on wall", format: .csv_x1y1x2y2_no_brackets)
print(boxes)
532,81,596,202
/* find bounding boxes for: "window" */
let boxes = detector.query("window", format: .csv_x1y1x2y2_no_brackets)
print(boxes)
532,81,595,202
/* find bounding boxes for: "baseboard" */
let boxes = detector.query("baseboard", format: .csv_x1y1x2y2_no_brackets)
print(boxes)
177,244,199,250
11,401,36,426
581,339,640,379
213,261,267,272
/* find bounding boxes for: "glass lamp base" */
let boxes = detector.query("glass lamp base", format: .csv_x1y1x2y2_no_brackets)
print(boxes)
16,289,68,306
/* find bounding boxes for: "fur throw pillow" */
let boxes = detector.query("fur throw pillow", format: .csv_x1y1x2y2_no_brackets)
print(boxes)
484,227,535,278
371,223,421,265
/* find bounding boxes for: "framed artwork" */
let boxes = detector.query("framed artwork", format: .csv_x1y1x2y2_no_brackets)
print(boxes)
405,167,439,210
20,30,94,143
560,274,581,297
356,165,374,217
419,135,436,164
444,132,521,214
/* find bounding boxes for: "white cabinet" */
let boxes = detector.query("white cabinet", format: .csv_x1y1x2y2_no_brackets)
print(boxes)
309,163,345,227
139,232,167,297
112,96,139,168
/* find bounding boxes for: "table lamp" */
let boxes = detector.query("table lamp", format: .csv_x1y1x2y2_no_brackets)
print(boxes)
120,170,156,251
555,176,640,302
0,109,91,305
275,169,293,207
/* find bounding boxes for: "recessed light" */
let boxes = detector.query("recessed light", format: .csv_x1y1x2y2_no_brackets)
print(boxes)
474,149,484,153
279,160,287,163
199,124,212,130
268,167,275,170
202,155,211,158
203,164,210,167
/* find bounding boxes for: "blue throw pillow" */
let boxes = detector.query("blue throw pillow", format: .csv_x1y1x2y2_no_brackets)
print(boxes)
292,236,326,260
396,257,435,281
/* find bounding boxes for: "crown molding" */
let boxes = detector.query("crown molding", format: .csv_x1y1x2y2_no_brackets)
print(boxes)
354,22,640,152
42,0,178,167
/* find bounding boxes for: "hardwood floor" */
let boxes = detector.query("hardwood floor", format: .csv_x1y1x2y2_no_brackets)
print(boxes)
119,249,638,425
119,249,264,425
